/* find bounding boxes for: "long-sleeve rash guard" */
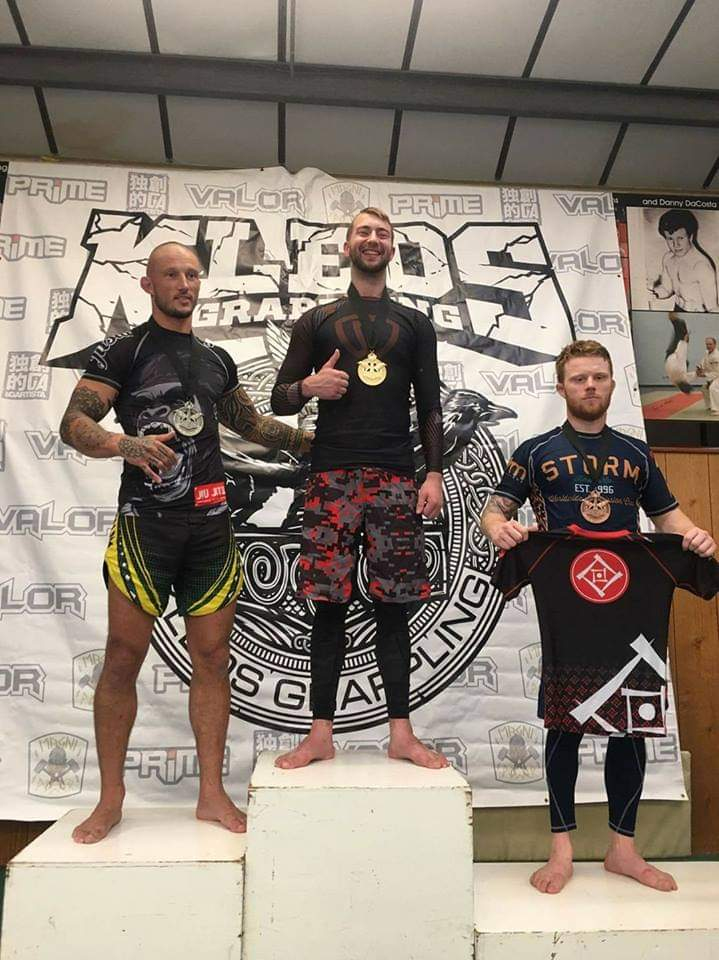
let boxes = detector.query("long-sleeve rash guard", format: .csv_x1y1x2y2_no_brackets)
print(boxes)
271,286,443,475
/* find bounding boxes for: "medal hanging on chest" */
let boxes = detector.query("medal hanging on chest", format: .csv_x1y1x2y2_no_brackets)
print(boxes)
168,398,204,437
561,421,613,524
357,350,387,386
349,285,393,388
580,489,611,525
150,325,205,437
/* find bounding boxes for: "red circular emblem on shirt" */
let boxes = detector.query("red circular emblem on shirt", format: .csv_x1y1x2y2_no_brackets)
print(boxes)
569,549,629,604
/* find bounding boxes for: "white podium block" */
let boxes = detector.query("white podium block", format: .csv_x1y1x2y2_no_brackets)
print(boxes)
475,861,719,959
1,807,246,960
242,751,474,960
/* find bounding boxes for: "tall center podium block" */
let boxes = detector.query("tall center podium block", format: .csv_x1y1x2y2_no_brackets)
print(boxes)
242,751,474,960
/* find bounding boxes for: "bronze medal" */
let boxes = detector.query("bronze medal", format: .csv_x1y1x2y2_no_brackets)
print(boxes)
562,422,614,527
357,350,387,387
580,490,611,525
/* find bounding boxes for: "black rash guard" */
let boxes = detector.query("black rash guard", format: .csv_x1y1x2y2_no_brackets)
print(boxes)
83,317,238,513
271,286,443,475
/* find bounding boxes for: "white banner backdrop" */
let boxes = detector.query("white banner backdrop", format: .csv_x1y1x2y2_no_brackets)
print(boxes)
0,161,686,820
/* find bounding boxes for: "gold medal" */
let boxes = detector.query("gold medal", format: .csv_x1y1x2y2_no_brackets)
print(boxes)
580,490,611,525
357,350,387,387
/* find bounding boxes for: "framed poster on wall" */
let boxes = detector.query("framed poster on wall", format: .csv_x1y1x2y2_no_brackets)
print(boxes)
615,193,719,445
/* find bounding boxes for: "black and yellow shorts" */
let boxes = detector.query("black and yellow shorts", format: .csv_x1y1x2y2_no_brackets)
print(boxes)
104,509,242,618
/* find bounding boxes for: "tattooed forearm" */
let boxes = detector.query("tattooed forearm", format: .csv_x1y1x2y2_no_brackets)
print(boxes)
217,386,311,454
59,385,115,456
248,416,312,454
480,494,519,528
481,491,533,549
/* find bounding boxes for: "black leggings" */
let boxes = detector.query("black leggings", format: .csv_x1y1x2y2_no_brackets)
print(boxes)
310,601,410,720
545,730,647,837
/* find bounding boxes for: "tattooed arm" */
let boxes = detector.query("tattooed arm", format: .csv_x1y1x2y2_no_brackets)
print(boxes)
59,380,118,456
217,385,312,455
59,378,177,483
480,493,533,551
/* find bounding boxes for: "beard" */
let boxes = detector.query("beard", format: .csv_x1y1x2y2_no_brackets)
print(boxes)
348,246,392,275
154,292,196,319
566,394,611,423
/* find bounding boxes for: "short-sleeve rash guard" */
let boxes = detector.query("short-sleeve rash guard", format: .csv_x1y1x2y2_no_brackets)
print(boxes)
83,318,238,512
493,425,677,532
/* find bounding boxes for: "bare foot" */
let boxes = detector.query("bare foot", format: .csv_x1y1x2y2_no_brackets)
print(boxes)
530,856,574,894
275,734,335,770
388,735,449,769
604,848,677,891
196,791,247,833
72,803,123,844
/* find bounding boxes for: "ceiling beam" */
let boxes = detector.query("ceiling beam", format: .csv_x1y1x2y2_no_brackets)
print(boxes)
1,44,719,128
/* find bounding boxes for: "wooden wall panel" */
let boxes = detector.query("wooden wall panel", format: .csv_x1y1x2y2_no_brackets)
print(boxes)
0,821,51,866
651,454,679,690
663,451,719,853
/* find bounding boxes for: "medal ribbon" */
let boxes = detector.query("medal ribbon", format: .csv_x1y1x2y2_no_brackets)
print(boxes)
561,421,612,485
347,283,394,358
148,319,200,401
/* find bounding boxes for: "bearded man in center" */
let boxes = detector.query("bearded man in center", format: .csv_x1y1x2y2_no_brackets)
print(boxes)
270,207,448,770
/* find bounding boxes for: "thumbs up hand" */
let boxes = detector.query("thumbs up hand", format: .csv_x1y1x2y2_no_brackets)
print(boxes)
301,349,350,400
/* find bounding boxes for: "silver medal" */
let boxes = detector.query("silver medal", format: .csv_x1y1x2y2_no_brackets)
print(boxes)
169,399,204,437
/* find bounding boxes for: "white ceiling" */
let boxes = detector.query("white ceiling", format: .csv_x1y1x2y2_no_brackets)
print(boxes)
649,0,719,89
285,103,395,177
18,0,151,51
294,0,414,69
411,0,548,76
151,0,278,59
530,0,684,84
0,85,47,154
395,112,509,182
501,118,620,186
0,1,19,42
1,0,717,191
167,97,279,169
609,124,719,190
43,88,166,163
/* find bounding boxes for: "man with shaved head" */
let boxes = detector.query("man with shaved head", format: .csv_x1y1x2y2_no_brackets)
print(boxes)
60,241,311,842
